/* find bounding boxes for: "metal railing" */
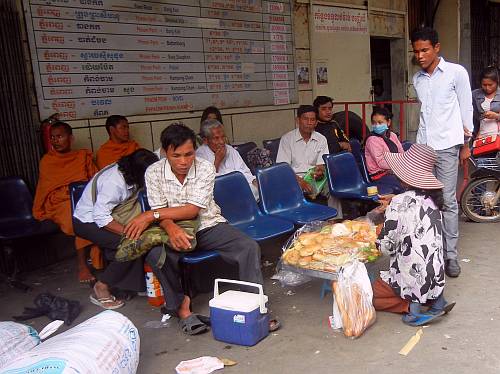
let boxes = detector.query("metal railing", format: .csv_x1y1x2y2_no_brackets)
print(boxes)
330,100,419,140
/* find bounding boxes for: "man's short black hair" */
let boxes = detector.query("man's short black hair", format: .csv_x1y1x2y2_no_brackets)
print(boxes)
411,27,439,46
297,105,317,118
313,96,333,108
50,121,72,135
160,123,197,151
105,115,127,134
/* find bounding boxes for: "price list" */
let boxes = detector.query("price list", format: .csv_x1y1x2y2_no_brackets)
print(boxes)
24,0,296,120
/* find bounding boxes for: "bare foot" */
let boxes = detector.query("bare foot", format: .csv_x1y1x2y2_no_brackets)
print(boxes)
78,266,96,284
178,295,192,319
91,281,124,309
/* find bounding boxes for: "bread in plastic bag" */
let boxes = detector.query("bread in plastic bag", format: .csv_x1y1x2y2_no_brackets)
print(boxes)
332,260,376,338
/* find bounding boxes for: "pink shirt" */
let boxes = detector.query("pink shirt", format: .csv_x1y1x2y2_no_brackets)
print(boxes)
365,132,404,176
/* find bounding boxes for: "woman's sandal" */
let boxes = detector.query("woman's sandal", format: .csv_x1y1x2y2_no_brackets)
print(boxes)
180,314,209,335
89,294,125,310
403,311,445,327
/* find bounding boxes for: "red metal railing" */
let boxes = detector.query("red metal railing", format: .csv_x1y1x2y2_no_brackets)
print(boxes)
330,100,419,140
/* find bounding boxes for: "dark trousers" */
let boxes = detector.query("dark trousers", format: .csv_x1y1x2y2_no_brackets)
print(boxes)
147,223,263,312
73,218,145,292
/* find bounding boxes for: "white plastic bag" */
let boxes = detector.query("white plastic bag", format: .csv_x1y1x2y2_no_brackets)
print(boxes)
175,356,224,374
332,261,376,338
271,269,312,287
1,311,140,374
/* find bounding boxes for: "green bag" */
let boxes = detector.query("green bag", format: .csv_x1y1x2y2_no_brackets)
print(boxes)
115,219,200,262
303,167,327,199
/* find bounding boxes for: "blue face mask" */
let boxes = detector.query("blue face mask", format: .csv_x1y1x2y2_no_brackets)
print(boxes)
372,123,389,135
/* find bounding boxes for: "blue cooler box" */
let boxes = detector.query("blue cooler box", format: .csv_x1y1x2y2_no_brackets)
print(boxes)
209,279,269,346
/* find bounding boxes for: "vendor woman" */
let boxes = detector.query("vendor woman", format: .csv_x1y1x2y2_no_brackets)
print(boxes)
372,144,455,326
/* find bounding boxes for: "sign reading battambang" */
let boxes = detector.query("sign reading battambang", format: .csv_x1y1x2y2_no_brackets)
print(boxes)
23,0,297,121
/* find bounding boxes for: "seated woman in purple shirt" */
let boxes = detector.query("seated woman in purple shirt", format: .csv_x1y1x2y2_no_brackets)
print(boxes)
365,107,404,193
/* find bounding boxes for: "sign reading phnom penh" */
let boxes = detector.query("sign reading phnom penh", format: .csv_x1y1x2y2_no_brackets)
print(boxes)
313,5,368,34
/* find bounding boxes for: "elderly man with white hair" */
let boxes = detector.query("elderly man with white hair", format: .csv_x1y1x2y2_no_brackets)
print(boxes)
196,119,259,200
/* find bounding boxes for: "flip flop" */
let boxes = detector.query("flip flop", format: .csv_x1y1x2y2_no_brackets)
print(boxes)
269,319,281,332
89,294,124,310
180,314,209,336
79,276,96,285
194,314,211,327
428,301,456,315
443,302,456,314
403,311,445,327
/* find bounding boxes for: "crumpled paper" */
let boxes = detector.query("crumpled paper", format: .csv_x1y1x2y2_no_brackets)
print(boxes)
175,356,224,374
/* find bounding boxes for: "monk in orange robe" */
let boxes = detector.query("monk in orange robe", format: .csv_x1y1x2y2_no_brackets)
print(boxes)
96,115,140,169
33,122,99,283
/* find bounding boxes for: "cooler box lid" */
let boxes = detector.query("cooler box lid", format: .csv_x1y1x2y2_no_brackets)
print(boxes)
209,290,268,313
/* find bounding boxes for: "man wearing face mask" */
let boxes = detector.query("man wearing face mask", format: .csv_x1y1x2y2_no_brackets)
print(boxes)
365,107,404,193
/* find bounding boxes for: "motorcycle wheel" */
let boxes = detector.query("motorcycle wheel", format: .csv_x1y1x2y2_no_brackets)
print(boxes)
460,177,500,223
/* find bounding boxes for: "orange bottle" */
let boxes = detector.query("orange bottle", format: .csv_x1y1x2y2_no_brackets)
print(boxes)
144,263,165,307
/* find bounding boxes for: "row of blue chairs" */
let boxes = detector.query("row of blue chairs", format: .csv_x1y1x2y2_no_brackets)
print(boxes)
349,138,413,195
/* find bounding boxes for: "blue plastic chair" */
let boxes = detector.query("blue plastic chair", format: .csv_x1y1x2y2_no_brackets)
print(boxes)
323,153,378,201
214,172,294,241
262,138,281,163
256,163,337,225
358,153,395,195
0,177,58,290
402,140,413,151
137,189,151,212
69,181,88,215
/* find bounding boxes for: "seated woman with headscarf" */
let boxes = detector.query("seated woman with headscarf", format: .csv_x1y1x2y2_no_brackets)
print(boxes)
365,107,404,194
73,149,159,309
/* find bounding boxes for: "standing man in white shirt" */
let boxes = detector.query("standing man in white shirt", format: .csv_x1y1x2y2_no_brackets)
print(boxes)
411,27,474,278
196,119,259,200
276,105,329,194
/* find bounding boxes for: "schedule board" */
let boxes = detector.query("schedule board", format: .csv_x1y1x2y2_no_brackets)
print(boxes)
23,0,296,121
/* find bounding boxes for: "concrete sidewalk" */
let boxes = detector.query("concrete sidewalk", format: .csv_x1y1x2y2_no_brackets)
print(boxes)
1,220,499,374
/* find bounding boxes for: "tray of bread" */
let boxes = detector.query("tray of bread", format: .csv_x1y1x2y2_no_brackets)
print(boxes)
281,220,381,278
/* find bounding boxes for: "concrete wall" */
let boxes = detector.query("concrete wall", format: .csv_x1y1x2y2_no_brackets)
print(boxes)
434,0,459,63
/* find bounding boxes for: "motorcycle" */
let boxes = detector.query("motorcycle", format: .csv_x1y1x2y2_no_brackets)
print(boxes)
460,154,500,223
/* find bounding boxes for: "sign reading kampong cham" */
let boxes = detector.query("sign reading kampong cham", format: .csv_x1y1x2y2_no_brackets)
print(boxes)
313,5,368,34
23,0,296,121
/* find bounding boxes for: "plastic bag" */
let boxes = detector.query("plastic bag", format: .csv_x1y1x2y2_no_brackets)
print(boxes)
0,322,40,370
0,320,63,370
271,269,312,287
303,167,327,198
331,261,376,338
1,310,140,374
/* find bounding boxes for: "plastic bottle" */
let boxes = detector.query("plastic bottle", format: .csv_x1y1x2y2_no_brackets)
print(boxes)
144,263,165,307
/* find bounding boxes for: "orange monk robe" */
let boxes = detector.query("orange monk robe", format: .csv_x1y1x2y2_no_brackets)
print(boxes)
96,139,140,169
33,149,98,250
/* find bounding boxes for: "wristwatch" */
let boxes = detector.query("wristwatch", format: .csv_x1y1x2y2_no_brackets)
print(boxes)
153,210,160,222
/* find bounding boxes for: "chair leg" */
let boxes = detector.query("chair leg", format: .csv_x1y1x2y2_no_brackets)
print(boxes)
320,279,332,299
1,242,32,292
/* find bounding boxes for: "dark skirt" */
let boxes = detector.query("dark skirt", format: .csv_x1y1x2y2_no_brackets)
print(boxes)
73,218,145,292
